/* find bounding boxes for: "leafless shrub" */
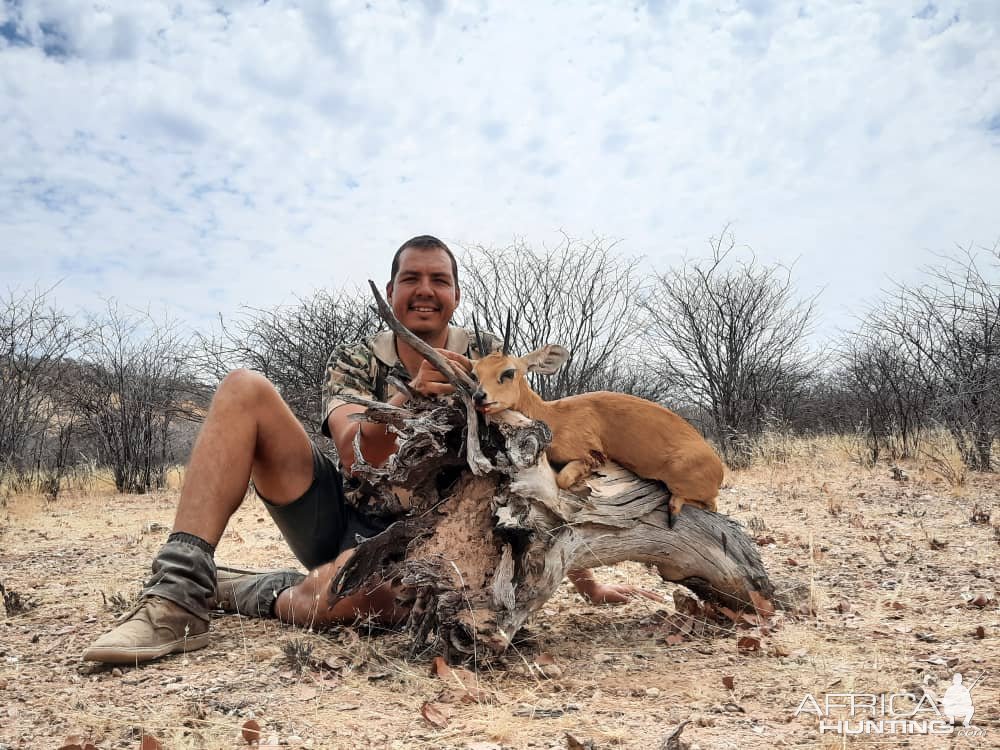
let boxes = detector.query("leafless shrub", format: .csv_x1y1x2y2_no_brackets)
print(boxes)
969,505,990,525
101,588,140,615
458,235,655,400
67,302,203,494
919,430,968,488
837,333,933,465
282,636,316,674
198,289,381,434
0,580,36,616
0,286,78,481
641,228,819,468
866,242,999,472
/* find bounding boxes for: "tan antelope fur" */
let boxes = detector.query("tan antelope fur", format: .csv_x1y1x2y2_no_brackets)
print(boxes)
471,344,724,521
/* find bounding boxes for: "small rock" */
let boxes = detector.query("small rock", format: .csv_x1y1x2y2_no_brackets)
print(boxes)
645,687,660,698
111,668,123,678
593,653,613,664
539,663,562,679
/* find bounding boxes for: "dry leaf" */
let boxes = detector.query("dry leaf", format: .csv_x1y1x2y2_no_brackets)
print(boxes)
718,606,741,623
672,591,702,616
534,652,556,666
565,732,595,749
974,625,986,639
139,735,162,750
430,655,452,678
737,636,761,653
295,685,318,702
969,593,996,608
58,736,84,750
242,719,262,743
722,675,735,690
749,590,775,619
835,600,852,614
420,701,452,728
431,656,487,702
665,633,684,646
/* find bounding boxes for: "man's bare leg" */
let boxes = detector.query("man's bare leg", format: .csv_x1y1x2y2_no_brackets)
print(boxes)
84,369,317,663
173,368,315,544
274,550,409,628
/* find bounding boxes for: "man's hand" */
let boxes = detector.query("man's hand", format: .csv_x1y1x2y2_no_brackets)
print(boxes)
408,349,472,398
568,568,666,605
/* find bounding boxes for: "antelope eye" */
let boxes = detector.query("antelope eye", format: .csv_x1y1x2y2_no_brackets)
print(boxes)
499,368,516,383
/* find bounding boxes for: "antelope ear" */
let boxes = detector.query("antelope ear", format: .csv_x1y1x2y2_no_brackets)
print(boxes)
523,345,570,375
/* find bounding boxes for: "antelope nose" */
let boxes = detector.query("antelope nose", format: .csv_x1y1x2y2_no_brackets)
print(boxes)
473,389,486,404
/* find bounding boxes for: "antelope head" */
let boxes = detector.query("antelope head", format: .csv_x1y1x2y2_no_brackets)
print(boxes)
471,345,570,414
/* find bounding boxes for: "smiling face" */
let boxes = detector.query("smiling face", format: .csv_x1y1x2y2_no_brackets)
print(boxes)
387,246,460,338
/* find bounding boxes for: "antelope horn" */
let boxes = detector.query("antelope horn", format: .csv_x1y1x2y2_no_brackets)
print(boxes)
472,314,490,356
502,310,512,355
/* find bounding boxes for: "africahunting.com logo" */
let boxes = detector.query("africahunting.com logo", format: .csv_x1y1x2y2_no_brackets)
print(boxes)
793,671,988,737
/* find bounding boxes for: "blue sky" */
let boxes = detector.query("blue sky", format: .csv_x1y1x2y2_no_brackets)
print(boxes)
1,0,998,340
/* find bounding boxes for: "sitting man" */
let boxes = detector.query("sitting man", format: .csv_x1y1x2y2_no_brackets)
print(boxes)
84,235,650,664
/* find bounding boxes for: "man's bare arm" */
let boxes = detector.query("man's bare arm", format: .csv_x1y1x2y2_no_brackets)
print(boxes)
328,392,408,477
329,348,472,477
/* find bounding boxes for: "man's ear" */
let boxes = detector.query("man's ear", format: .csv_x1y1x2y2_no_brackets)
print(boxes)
522,345,570,375
386,281,394,303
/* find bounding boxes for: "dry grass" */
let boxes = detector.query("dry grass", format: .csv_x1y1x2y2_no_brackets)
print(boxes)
1,437,998,749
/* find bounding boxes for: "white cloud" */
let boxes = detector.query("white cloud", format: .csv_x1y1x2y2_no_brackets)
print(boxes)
0,0,997,342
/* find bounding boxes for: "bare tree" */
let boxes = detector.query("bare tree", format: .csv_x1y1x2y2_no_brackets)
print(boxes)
836,332,933,464
866,242,999,471
0,286,78,480
68,302,202,494
458,235,652,400
642,229,819,468
198,289,381,433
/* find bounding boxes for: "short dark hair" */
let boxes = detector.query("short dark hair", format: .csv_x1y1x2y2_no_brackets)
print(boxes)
390,235,459,287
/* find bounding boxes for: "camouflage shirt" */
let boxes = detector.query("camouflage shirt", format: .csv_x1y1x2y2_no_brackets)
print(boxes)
320,326,501,518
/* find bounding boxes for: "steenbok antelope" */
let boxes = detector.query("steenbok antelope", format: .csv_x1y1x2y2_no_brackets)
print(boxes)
470,335,724,523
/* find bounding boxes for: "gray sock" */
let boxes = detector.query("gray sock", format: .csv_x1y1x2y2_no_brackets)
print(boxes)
143,537,217,621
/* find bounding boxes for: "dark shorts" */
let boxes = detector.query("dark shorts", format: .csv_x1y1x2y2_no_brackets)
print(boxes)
256,443,391,570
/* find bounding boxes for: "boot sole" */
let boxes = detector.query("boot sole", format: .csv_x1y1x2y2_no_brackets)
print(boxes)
82,632,211,664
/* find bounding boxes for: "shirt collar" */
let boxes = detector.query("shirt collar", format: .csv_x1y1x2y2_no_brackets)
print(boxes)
371,326,471,368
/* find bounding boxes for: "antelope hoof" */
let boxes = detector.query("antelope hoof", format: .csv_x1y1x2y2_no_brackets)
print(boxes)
667,496,684,528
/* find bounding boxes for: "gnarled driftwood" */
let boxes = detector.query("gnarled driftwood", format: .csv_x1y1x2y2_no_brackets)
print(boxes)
331,283,776,661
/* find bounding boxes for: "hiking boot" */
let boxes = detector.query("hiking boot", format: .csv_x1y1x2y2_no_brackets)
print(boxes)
214,565,306,618
82,596,210,664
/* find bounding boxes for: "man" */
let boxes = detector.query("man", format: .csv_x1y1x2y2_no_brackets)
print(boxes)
84,235,648,664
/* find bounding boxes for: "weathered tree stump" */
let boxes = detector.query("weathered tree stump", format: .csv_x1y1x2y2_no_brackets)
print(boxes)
331,283,776,662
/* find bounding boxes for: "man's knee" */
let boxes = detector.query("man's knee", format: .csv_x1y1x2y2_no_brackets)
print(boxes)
215,369,277,411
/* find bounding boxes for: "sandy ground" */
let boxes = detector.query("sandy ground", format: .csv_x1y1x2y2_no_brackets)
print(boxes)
1,448,998,750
